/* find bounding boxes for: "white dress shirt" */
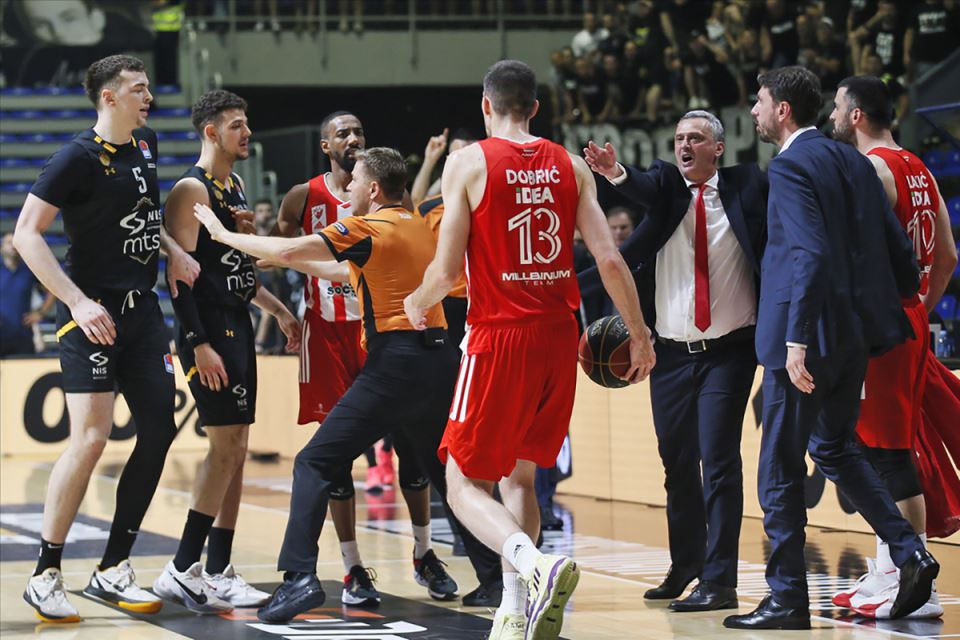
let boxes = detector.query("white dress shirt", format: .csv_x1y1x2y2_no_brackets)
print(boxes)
654,172,757,341
778,126,817,154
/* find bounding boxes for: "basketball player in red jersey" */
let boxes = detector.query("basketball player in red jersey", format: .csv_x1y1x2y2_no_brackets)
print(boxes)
406,60,656,640
271,111,458,606
829,76,957,619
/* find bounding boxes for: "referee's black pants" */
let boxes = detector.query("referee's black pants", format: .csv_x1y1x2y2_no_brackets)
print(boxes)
278,329,500,583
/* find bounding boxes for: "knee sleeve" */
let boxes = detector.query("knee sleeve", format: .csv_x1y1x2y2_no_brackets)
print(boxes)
862,445,922,502
327,463,356,500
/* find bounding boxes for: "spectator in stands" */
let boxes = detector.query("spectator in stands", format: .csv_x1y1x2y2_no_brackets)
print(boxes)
800,16,846,91
795,0,824,51
849,0,904,77
254,198,276,235
684,30,739,109
549,48,578,129
904,0,960,80
571,12,607,59
597,11,628,58
733,27,762,106
607,206,636,247
600,53,625,123
621,39,653,122
627,0,663,58
861,51,910,129
760,0,799,68
574,56,609,124
1,232,53,356
659,0,709,54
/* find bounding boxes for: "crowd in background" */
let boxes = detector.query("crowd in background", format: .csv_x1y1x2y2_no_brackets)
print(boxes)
548,0,958,129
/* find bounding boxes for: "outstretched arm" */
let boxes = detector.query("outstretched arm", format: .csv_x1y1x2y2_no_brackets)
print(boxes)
195,202,334,263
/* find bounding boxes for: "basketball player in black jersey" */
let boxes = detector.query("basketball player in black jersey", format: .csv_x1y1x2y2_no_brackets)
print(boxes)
153,90,301,613
14,55,200,622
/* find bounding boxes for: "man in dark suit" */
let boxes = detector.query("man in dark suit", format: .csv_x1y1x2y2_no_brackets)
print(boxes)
724,66,939,630
581,110,767,612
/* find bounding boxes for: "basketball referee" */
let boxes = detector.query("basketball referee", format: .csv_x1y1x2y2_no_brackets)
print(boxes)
193,147,484,623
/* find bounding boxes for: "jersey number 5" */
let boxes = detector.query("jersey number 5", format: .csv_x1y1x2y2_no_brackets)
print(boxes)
132,167,147,194
507,207,561,265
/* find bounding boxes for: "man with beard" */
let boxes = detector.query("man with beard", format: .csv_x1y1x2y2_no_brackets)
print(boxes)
153,90,301,613
192,146,480,623
270,112,487,607
725,65,937,630
828,74,956,620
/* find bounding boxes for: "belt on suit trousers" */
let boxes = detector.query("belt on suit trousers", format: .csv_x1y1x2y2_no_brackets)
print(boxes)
656,325,756,354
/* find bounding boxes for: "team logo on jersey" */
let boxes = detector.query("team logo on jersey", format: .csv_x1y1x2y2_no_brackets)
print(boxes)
163,353,175,374
311,204,326,233
138,139,152,159
98,152,110,167
120,198,161,264
214,189,224,201
334,221,349,235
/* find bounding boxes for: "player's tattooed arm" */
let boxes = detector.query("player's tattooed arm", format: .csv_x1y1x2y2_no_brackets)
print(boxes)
14,194,116,345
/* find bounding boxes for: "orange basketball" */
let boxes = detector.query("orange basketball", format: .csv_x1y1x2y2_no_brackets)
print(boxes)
578,315,632,388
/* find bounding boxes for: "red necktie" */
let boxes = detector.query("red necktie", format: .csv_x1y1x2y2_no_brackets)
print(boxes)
694,183,711,332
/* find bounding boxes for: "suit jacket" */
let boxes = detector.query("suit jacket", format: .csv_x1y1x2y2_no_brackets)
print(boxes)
756,129,919,369
579,160,768,333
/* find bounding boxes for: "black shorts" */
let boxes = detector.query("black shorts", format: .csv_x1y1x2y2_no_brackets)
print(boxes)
176,303,257,427
56,290,175,395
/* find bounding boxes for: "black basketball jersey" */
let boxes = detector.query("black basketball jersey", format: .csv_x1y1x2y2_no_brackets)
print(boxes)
179,165,257,306
30,128,161,292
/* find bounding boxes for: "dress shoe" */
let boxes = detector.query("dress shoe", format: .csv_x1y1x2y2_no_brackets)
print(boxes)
461,580,503,607
891,548,940,619
669,581,738,612
723,594,810,630
644,567,699,600
257,572,325,623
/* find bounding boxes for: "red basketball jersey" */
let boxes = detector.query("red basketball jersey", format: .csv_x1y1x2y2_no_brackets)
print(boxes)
868,146,940,299
465,137,580,325
301,173,360,321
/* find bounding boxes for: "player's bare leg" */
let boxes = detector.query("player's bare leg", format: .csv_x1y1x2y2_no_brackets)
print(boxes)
446,456,579,639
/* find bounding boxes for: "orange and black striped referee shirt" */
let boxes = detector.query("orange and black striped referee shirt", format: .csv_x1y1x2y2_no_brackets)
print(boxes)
318,205,446,349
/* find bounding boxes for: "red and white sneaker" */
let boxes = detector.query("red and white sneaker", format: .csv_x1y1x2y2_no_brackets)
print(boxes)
832,558,897,608
851,581,943,619
375,441,395,486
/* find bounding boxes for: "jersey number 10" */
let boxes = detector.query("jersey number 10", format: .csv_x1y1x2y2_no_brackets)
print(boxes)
507,207,561,265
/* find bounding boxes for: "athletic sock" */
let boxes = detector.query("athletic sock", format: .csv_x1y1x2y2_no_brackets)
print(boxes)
205,527,235,575
341,540,362,574
99,523,138,571
920,533,927,548
875,535,896,574
412,524,431,560
497,572,526,616
502,532,540,578
34,538,65,576
173,510,216,573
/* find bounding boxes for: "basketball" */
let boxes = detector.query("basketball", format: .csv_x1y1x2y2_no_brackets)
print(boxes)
578,315,632,388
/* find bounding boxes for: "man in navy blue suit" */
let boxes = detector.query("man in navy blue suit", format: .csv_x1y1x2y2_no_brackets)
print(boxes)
724,66,940,630
581,110,767,612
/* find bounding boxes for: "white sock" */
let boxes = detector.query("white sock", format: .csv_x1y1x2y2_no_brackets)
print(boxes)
497,572,527,616
412,524,431,560
876,535,896,574
340,540,362,574
502,532,540,578
920,533,927,548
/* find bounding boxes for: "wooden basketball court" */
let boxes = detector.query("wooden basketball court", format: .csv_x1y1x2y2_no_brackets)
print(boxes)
0,449,956,639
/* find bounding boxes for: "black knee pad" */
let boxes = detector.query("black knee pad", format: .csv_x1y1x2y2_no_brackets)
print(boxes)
862,445,922,502
328,464,356,500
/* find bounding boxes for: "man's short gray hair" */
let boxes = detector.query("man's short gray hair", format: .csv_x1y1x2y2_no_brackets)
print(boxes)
678,110,725,142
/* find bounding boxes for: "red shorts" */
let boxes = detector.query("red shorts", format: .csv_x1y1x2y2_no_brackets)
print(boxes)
439,315,578,481
298,310,365,425
857,302,930,449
